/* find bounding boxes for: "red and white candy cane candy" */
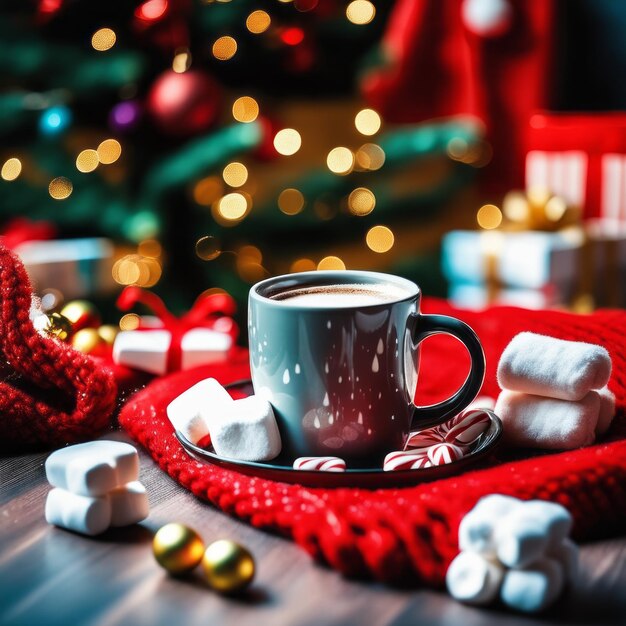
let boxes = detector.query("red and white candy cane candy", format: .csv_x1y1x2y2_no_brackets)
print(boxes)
443,409,491,446
427,442,465,466
406,429,444,448
293,456,346,472
383,450,432,471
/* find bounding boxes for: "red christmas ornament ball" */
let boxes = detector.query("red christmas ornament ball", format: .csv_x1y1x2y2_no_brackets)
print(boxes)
146,70,222,136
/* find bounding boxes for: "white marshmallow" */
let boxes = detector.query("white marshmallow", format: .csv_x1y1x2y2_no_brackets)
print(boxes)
497,332,611,401
210,396,281,462
45,441,139,497
45,489,112,536
596,386,616,436
446,551,505,605
547,538,579,585
166,378,233,444
113,330,171,375
500,558,564,613
521,500,573,548
458,494,523,555
109,481,150,527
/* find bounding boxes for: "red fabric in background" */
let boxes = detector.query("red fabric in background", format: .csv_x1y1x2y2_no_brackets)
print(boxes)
119,301,626,586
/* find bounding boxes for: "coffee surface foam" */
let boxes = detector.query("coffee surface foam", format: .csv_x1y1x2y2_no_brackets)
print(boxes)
268,283,410,307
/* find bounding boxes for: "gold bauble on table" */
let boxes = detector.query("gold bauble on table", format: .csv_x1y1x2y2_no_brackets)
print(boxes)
71,328,106,354
97,324,119,346
60,300,101,331
202,539,255,593
153,523,205,575
34,312,73,341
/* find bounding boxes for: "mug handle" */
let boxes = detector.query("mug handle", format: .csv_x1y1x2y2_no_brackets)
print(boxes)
409,314,485,431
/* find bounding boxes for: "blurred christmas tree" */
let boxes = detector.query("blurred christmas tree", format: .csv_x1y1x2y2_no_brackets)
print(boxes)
0,0,484,314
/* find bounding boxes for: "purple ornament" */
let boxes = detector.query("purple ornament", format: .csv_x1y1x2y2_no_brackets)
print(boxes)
109,101,141,132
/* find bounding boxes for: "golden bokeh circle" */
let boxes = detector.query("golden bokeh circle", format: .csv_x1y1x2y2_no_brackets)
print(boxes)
218,193,248,220
172,49,192,73
97,139,122,165
232,96,259,123
348,187,376,216
273,129,301,156
1,158,22,181
346,0,375,25
354,108,381,136
246,10,271,34
476,204,503,230
278,188,305,215
138,239,162,258
290,258,316,273
193,176,223,206
212,36,238,61
326,147,354,175
91,28,117,51
119,313,141,331
76,149,99,173
366,225,395,253
355,143,385,170
195,236,221,261
48,177,73,200
317,256,346,270
222,162,248,188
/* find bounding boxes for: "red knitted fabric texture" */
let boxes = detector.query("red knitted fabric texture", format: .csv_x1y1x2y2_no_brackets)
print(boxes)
119,301,626,586
0,246,118,448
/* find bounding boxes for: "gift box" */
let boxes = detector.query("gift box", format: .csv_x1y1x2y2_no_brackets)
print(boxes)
448,283,564,311
14,238,115,298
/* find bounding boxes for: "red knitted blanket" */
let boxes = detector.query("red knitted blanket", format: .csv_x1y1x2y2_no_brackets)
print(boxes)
119,301,626,586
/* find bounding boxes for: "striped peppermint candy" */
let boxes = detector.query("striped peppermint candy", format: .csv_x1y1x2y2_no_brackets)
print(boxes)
406,429,444,448
443,409,491,446
427,442,465,466
383,449,432,471
293,456,346,472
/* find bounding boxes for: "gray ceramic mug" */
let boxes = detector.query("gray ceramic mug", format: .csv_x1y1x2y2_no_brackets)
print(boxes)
248,270,485,466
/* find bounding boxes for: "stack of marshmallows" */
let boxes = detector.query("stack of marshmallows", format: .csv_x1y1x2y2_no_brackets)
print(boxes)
495,333,615,449
45,440,149,536
447,494,578,613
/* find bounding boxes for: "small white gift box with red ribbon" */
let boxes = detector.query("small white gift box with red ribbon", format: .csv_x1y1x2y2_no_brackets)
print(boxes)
112,287,238,375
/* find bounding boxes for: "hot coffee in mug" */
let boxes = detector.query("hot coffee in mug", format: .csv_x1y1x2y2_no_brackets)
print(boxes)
249,271,485,466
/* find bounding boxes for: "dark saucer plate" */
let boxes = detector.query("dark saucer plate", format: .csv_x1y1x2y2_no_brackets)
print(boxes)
175,380,503,488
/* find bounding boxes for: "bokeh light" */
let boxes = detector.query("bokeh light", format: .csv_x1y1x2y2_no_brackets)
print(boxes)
193,176,223,206
212,36,238,60
195,235,221,260
290,258,316,272
39,106,72,135
346,0,375,25
217,192,248,220
326,147,354,175
1,158,22,181
317,256,346,270
112,253,161,287
246,10,271,34
48,177,73,200
348,187,376,215
281,27,305,46
135,0,167,21
354,108,381,136
278,188,305,215
97,139,122,164
366,225,395,253
232,96,259,123
273,129,301,156
76,149,99,173
91,27,116,51
476,204,503,230
237,245,266,283
172,49,192,73
355,144,386,170
545,195,568,222
138,239,162,258
222,162,248,187
502,191,529,223
119,313,140,331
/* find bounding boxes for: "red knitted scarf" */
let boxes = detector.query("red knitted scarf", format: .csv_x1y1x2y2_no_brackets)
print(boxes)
0,247,117,448
119,300,626,586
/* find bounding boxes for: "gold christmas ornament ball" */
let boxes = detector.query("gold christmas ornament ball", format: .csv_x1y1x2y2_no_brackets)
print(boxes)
97,324,119,346
153,523,205,575
202,540,255,593
60,300,101,331
71,328,106,355
38,312,73,341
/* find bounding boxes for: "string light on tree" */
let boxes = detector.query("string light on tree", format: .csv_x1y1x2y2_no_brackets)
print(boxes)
222,162,248,187
354,109,381,136
273,129,301,156
1,158,22,181
346,0,376,25
348,187,376,215
97,139,122,164
195,236,221,261
76,149,99,173
317,256,346,270
212,36,238,61
278,188,305,215
366,225,395,253
91,27,117,51
246,10,271,34
232,97,259,123
476,204,503,229
326,147,354,175
48,177,73,200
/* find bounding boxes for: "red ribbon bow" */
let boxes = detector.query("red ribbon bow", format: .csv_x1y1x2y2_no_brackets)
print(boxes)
117,286,238,373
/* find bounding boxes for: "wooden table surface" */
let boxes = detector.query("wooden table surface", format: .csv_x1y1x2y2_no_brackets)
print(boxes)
2,432,626,626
